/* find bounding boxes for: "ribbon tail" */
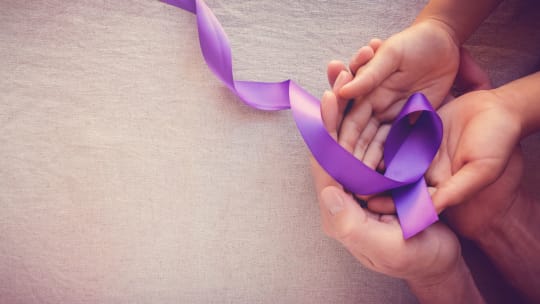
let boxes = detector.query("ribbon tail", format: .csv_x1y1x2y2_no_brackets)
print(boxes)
392,177,438,239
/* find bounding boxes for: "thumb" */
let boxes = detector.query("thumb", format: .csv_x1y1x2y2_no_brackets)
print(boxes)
432,159,503,212
327,60,347,88
320,186,368,242
320,90,339,139
320,186,398,245
319,186,403,272
339,43,399,99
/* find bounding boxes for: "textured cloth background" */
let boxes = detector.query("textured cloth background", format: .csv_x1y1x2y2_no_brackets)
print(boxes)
1,1,539,303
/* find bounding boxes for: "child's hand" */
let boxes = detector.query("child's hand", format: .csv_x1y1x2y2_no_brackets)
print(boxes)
339,19,460,122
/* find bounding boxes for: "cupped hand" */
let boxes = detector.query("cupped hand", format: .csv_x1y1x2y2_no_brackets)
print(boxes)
366,89,523,240
369,105,523,239
341,19,460,122
324,20,466,172
426,90,523,235
311,90,461,283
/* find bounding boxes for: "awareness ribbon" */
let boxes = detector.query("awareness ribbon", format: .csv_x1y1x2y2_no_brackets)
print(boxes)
164,0,442,238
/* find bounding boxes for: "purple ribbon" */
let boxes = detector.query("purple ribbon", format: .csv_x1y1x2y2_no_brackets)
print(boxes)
163,0,441,238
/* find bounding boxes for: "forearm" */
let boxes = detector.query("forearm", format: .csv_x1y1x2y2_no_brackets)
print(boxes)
414,0,502,45
407,256,485,304
494,71,540,138
475,190,540,302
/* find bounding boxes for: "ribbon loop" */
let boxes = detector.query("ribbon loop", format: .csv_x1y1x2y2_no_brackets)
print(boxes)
163,0,441,238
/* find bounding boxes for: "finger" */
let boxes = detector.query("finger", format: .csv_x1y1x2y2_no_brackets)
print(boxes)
424,108,452,187
319,186,400,248
318,184,336,239
320,186,366,240
311,157,341,238
375,98,407,123
321,187,403,266
369,38,383,52
311,157,342,240
348,38,384,75
338,100,373,153
366,187,436,216
425,148,451,189
320,90,339,139
367,195,396,214
327,60,347,88
376,159,385,172
332,70,354,130
432,159,504,212
356,83,404,117
339,44,400,100
353,117,379,161
319,188,378,270
349,45,375,75
363,124,391,170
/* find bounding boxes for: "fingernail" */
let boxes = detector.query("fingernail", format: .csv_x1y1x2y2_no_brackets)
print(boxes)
321,188,344,215
322,90,332,99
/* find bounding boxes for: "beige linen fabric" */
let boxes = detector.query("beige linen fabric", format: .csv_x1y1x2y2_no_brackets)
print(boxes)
1,1,539,303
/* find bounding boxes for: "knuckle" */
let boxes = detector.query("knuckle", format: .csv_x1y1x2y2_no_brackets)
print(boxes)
355,137,369,154
331,218,359,244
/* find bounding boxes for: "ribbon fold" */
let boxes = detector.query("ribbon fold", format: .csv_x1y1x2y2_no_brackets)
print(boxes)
164,0,441,238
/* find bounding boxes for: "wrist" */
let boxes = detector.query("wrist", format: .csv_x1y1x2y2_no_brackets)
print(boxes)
474,190,540,302
491,71,540,139
476,189,538,249
491,87,527,140
414,0,502,45
406,256,484,304
413,16,461,47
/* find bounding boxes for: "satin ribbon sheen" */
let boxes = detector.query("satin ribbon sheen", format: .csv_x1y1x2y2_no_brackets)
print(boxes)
164,0,441,238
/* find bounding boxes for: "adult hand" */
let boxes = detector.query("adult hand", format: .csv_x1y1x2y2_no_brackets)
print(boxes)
367,90,522,238
311,90,460,283
428,89,521,211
